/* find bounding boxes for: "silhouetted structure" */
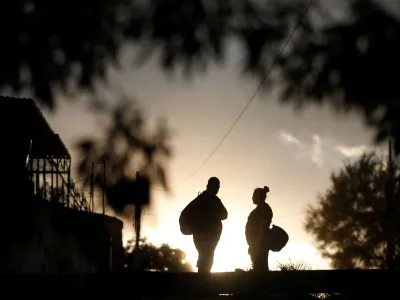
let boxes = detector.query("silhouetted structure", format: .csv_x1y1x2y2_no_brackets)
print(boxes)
47,206,124,273
2,198,124,273
0,96,124,273
0,96,92,211
180,177,228,273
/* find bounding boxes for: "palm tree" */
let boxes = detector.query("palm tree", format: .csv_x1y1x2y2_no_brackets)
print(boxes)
76,97,172,269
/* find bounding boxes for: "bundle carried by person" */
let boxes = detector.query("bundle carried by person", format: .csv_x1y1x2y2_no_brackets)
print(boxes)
268,224,289,252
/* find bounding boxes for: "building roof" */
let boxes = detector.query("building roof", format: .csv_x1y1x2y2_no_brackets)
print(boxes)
0,96,70,158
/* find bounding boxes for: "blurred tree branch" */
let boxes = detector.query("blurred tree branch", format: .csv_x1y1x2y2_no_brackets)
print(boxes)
276,0,400,152
0,0,303,107
76,96,172,217
2,0,400,152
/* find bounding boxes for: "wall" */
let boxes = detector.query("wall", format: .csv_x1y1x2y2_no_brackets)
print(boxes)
1,192,124,274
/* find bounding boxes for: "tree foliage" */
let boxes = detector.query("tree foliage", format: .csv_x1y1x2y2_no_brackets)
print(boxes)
0,0,294,107
124,238,193,272
277,0,400,153
3,0,400,152
305,152,400,269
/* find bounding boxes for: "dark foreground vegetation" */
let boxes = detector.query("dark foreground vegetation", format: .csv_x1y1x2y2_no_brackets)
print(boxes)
1,269,398,300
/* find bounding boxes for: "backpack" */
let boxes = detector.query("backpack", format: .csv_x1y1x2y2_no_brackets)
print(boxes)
179,192,201,235
268,225,289,252
179,205,193,235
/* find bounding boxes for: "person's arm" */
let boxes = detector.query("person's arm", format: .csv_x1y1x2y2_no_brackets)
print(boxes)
245,216,256,246
245,218,251,245
259,206,273,240
247,210,263,245
218,199,228,220
259,220,271,236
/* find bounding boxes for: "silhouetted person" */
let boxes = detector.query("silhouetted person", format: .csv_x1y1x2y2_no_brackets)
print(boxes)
180,177,228,274
245,186,273,272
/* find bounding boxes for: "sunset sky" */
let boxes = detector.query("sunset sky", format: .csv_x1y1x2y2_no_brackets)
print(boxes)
42,41,386,272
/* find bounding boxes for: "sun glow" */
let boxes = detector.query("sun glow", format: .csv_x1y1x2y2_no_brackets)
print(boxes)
158,218,254,272
182,225,252,272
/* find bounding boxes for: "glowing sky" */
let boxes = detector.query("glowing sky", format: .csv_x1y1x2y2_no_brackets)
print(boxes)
42,41,386,272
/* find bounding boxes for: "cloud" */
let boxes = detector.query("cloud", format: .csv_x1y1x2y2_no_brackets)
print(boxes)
335,144,370,157
311,135,323,168
278,129,324,168
279,130,303,147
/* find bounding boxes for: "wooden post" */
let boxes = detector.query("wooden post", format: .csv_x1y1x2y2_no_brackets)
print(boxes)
387,139,395,269
90,162,94,212
109,236,113,272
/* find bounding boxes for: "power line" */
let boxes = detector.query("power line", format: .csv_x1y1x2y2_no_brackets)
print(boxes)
276,211,304,219
154,0,313,190
175,209,304,219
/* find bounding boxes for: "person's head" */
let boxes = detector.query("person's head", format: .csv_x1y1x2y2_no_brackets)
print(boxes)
252,186,269,205
206,177,220,195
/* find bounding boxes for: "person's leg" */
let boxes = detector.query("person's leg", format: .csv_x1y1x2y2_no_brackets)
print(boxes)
193,227,222,274
265,250,270,271
193,234,209,273
250,249,269,273
202,225,223,272
201,245,216,272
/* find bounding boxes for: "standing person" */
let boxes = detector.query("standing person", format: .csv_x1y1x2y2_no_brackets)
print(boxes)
245,186,273,272
179,177,228,273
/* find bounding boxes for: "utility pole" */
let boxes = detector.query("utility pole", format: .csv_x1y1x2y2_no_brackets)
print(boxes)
132,171,150,271
102,160,106,215
134,172,142,271
386,139,395,269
